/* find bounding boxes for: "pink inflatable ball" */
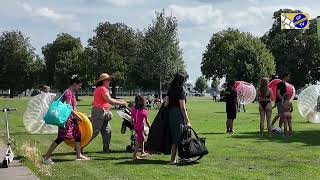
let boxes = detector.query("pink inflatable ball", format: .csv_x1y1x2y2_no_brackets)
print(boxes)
233,81,256,105
268,79,295,102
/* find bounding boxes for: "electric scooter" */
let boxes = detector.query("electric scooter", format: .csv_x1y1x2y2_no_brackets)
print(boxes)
1,108,16,168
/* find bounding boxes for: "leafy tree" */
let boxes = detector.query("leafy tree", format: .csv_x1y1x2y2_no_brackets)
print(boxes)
86,22,140,97
201,28,275,85
195,76,208,94
42,33,83,91
0,31,37,98
262,9,320,87
132,10,185,98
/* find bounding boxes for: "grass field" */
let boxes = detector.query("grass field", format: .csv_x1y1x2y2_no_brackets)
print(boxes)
1,96,320,180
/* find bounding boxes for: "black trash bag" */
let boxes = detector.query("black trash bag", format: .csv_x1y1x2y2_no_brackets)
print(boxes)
145,105,172,155
178,127,208,161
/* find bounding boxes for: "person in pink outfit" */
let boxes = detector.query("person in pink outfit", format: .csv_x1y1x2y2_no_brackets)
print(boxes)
131,95,151,160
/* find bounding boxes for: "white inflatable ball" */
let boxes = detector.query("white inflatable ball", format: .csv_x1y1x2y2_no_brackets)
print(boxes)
297,85,320,123
23,93,58,134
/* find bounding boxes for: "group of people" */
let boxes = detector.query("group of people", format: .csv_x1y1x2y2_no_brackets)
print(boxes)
42,72,192,165
224,73,293,137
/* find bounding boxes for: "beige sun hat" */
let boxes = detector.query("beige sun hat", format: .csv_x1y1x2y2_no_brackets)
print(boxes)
96,73,112,84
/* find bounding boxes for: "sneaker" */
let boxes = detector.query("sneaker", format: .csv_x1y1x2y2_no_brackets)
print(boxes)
43,157,54,165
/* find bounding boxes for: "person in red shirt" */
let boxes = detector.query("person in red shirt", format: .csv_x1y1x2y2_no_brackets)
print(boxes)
90,73,128,153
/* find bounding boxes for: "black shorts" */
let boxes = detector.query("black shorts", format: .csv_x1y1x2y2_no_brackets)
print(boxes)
226,104,237,119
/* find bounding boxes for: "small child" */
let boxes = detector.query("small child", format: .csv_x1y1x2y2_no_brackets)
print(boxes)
282,94,293,137
131,95,151,160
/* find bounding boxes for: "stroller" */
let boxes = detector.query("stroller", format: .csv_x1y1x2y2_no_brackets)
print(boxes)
117,107,135,152
116,107,150,153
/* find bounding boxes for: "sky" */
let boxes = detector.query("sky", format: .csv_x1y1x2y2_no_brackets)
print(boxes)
1,0,320,84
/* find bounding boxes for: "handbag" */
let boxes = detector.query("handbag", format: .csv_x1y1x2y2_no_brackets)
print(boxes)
44,91,73,128
178,127,208,161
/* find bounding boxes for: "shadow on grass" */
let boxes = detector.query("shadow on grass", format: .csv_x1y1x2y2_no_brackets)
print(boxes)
52,158,75,163
77,104,92,107
85,150,129,154
11,132,53,136
116,159,168,165
231,130,320,146
198,132,226,135
92,156,131,161
213,112,226,114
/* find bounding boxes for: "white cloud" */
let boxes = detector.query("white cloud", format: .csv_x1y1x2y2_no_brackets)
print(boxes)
180,40,204,49
94,0,145,7
18,2,74,21
17,2,80,31
168,4,224,25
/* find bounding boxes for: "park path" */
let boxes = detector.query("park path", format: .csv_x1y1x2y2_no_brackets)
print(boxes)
0,142,39,180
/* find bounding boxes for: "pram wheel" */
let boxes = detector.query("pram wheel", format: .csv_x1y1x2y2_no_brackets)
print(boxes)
126,145,133,153
2,159,8,168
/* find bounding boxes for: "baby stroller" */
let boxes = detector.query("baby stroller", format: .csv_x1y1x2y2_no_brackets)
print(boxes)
117,107,150,153
117,107,136,152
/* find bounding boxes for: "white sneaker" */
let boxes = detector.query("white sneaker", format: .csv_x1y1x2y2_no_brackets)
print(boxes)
43,157,54,165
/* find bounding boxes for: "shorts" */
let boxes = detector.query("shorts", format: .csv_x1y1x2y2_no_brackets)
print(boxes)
226,104,237,119
135,131,144,143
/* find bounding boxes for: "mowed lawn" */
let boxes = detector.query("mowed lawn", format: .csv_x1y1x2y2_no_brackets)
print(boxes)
1,96,320,180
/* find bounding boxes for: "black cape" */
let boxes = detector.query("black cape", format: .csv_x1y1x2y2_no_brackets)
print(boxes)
145,105,172,155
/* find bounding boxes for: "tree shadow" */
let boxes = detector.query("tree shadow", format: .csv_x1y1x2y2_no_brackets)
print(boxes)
91,156,131,161
176,161,200,166
85,150,129,154
52,152,75,156
116,159,168,165
213,112,226,114
231,130,320,146
198,132,226,135
11,132,53,136
51,158,75,163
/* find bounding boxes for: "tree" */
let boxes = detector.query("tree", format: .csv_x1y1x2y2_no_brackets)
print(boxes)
132,10,185,99
42,33,83,91
262,9,320,87
86,22,140,97
201,28,275,85
0,31,38,98
211,79,219,91
195,76,208,94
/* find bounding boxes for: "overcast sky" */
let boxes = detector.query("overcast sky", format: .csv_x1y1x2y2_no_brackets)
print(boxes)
1,0,319,83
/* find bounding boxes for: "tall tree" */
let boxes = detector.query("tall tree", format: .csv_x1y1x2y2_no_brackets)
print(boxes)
86,22,140,97
195,76,208,94
0,31,37,98
133,10,185,98
201,28,275,85
262,9,320,87
42,33,83,91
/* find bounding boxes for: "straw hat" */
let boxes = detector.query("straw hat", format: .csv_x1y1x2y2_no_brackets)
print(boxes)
96,73,112,84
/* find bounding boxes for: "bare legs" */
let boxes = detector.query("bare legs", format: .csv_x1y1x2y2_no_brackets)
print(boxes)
170,144,178,164
226,119,234,133
259,103,272,137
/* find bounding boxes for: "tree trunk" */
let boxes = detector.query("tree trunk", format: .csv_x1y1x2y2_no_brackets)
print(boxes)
111,84,116,98
9,89,13,98
159,76,162,101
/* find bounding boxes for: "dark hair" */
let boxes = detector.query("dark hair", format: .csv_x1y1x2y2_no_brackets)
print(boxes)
170,72,187,89
135,95,145,109
227,80,235,87
69,74,82,85
283,93,288,101
280,73,289,80
95,80,104,87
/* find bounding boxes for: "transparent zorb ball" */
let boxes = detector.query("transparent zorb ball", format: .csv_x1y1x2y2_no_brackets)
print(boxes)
23,93,58,134
234,81,256,105
297,85,320,123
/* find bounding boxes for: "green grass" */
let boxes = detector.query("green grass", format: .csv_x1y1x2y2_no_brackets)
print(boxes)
1,96,320,180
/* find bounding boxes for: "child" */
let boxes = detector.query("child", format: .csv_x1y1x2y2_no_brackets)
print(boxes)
282,94,293,137
131,95,151,160
225,80,238,134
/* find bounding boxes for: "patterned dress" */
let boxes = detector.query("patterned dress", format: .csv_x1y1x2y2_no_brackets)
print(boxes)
57,88,81,140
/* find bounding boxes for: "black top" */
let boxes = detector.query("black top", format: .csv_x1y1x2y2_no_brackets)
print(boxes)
276,81,287,103
167,86,186,108
225,87,237,106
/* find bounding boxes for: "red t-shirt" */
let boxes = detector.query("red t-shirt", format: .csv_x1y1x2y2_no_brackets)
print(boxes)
93,86,110,110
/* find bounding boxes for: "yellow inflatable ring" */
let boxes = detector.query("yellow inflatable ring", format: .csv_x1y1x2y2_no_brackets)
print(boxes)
64,112,93,148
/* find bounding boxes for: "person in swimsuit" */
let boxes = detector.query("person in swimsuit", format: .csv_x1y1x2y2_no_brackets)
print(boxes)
257,78,273,137
282,94,293,137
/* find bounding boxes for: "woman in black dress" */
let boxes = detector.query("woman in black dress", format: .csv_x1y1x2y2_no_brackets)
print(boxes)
163,73,192,165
